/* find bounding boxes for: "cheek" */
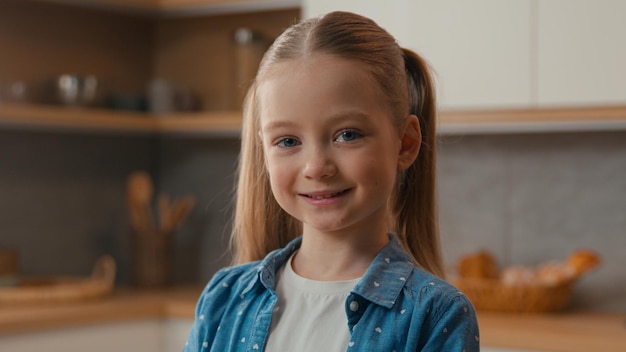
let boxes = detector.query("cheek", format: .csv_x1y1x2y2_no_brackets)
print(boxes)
358,154,398,196
361,150,396,179
266,159,293,196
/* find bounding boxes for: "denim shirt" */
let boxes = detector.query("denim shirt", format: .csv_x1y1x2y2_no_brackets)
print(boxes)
184,234,480,352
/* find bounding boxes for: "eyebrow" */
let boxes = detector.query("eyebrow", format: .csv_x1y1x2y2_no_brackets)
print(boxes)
261,120,297,133
329,110,371,122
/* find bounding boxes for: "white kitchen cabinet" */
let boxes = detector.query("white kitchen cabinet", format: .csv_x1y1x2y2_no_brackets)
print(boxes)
0,318,193,352
164,318,194,352
536,0,626,107
303,0,534,110
304,0,626,109
0,320,162,352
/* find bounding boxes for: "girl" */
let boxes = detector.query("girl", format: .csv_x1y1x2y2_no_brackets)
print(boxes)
185,11,479,352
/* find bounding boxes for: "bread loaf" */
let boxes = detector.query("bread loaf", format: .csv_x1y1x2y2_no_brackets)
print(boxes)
456,249,601,287
457,251,499,280
566,249,601,275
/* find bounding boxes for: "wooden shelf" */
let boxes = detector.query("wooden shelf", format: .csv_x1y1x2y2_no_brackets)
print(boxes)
437,105,626,135
158,0,301,16
0,104,242,136
38,0,301,16
2,104,626,137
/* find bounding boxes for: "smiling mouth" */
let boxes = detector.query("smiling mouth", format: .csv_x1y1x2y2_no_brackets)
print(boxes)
303,189,350,200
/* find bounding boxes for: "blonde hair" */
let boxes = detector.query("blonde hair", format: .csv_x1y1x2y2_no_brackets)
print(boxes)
230,11,443,277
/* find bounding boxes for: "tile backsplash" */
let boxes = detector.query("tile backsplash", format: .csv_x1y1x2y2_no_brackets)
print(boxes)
1,128,624,311
438,132,626,311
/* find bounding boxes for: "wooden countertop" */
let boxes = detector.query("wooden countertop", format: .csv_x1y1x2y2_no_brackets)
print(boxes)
479,311,626,351
1,286,625,351
0,286,201,335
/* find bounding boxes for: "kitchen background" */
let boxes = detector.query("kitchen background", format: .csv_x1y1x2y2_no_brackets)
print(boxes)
1,0,625,315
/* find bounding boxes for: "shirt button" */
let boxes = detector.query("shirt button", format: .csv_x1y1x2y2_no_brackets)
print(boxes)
349,300,359,312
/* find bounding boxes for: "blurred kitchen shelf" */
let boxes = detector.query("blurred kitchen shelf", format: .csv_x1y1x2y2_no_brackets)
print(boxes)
39,0,301,16
2,104,626,137
0,104,242,137
437,105,626,135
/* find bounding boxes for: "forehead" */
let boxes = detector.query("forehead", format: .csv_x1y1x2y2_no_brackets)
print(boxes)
257,54,390,128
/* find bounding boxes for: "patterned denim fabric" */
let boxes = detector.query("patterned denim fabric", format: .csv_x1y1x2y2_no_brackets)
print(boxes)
184,234,480,352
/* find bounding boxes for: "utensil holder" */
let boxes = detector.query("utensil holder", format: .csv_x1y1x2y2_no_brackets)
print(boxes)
132,230,172,288
0,249,19,287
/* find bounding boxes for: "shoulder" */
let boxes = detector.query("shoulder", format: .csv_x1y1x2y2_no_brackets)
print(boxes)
404,267,478,336
404,267,472,310
211,261,262,286
354,235,471,312
402,268,480,350
206,261,261,290
185,261,266,351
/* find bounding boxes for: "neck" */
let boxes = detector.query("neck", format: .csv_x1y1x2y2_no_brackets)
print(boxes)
292,225,389,281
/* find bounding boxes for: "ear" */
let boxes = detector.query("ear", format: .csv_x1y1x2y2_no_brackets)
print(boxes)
397,114,421,170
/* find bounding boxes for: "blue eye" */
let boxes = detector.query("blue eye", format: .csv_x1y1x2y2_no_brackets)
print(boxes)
336,129,361,142
276,137,300,148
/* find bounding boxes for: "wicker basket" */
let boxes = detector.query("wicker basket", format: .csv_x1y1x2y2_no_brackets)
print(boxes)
0,255,116,305
452,277,576,313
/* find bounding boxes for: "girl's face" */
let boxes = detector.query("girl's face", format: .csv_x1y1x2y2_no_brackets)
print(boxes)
258,54,416,238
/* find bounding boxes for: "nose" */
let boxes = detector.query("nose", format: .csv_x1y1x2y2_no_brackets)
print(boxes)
302,146,337,180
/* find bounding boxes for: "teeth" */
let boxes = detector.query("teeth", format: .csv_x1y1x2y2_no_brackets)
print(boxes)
310,192,339,200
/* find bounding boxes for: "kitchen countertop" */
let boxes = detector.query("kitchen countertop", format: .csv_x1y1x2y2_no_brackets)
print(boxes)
1,286,625,351
0,286,200,335
478,310,626,351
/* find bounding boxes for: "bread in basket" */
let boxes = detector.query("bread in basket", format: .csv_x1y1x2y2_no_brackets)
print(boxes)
451,249,601,313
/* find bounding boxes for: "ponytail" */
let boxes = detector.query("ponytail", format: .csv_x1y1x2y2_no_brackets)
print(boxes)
391,49,443,278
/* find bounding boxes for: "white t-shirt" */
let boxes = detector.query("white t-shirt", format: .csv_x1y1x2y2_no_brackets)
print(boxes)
264,254,361,352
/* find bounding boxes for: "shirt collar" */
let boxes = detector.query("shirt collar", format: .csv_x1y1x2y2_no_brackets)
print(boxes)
250,233,415,309
245,236,302,294
350,234,415,309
